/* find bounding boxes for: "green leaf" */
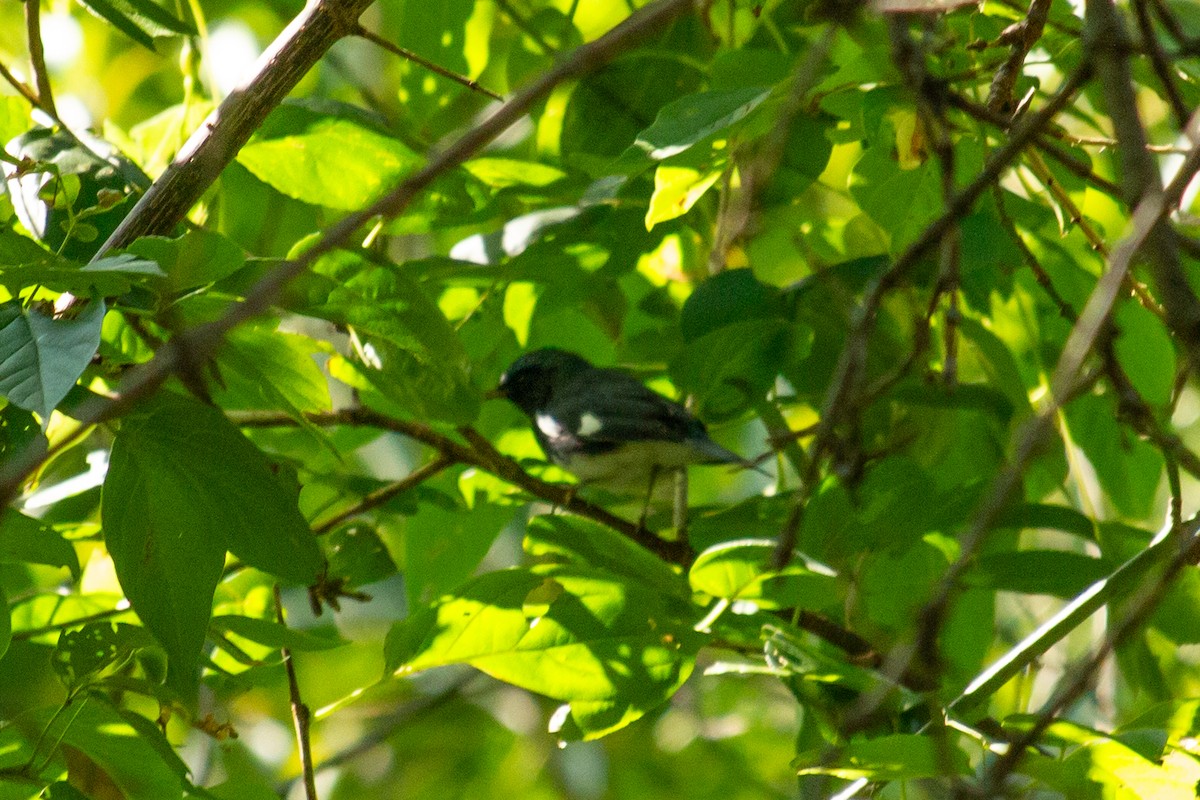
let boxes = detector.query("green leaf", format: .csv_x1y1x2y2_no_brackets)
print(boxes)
324,523,398,588
238,116,421,210
627,87,771,162
1113,301,1175,406
968,551,1112,597
77,0,194,49
792,733,970,780
212,326,331,414
0,298,106,420
1065,394,1163,519
462,158,568,188
524,515,686,593
1016,719,1197,800
0,511,81,579
209,615,347,651
53,699,185,799
689,539,837,609
404,499,515,607
385,565,704,739
103,392,323,694
645,163,723,229
125,229,245,290
51,622,161,693
0,252,165,295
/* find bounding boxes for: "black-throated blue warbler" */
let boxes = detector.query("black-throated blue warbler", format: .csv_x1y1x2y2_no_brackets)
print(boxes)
492,348,761,491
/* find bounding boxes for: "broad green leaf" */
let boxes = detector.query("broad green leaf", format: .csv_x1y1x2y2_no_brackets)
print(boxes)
238,117,421,210
627,87,771,162
673,319,811,420
792,733,970,780
680,268,782,341
1113,301,1175,406
645,164,722,229
0,511,81,579
0,252,165,295
324,523,398,588
52,699,185,799
1065,394,1163,519
103,392,323,693
404,499,515,607
212,326,330,414
385,565,704,739
463,158,568,188
209,615,347,651
524,515,686,593
77,0,193,49
285,249,466,361
998,503,1097,540
689,539,837,609
125,229,245,290
51,622,161,693
0,297,106,420
1017,719,1197,800
967,551,1112,598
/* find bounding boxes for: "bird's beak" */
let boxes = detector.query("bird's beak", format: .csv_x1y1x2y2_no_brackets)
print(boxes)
484,387,504,400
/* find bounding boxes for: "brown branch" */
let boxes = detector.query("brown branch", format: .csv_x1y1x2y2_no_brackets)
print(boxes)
312,455,453,534
0,57,41,109
353,25,503,101
0,0,699,509
772,66,1090,569
945,91,1122,196
94,0,377,255
986,0,1053,114
231,408,692,564
24,0,56,118
274,585,318,800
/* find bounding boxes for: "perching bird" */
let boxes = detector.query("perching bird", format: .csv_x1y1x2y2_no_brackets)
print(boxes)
492,348,761,492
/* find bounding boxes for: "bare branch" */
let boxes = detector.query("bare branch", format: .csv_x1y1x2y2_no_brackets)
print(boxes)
986,0,1053,114
312,455,453,534
353,25,503,101
95,0,377,254
0,58,41,109
274,585,319,800
24,0,56,118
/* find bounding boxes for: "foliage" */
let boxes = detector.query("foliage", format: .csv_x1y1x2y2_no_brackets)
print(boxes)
1,0,1200,797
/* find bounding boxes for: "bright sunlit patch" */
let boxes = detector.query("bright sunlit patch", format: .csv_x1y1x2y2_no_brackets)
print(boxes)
41,13,83,69
208,22,260,97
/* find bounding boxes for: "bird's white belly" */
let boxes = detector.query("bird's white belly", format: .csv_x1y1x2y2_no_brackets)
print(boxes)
560,441,699,484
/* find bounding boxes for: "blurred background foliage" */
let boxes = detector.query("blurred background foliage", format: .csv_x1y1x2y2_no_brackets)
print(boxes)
1,0,1200,797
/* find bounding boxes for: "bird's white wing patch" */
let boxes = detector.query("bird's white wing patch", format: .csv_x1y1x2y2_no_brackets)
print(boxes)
536,413,564,440
576,412,603,437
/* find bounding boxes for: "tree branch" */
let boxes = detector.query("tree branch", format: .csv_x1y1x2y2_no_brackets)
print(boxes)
24,0,56,118
986,0,1053,113
274,585,319,800
353,25,503,101
95,0,376,254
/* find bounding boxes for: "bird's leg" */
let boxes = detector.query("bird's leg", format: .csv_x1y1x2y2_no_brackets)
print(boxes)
637,465,660,533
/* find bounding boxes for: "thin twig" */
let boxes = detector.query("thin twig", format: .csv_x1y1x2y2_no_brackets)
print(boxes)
274,584,319,800
0,58,42,108
353,25,503,101
312,455,453,534
24,0,56,118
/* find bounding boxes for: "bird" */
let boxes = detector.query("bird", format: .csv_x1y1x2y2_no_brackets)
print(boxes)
492,348,763,503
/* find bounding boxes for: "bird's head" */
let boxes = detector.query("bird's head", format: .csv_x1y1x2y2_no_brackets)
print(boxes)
492,348,591,415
